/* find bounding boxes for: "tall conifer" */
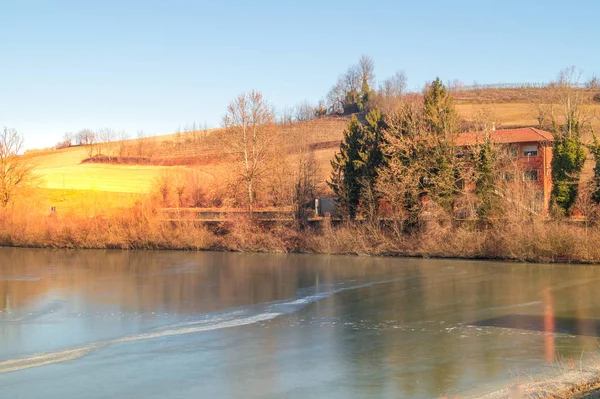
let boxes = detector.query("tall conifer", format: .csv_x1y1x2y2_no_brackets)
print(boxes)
551,117,586,214
329,110,385,219
424,77,458,138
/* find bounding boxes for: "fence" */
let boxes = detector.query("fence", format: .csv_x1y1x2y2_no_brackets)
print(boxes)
448,82,588,92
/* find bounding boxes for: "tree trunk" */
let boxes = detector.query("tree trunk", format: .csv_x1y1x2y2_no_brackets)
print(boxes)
247,178,253,213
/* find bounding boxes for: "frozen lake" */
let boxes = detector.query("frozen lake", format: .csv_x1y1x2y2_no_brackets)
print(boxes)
1,248,599,398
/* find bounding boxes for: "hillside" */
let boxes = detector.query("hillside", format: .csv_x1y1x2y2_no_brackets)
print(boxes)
24,117,349,215
22,92,600,215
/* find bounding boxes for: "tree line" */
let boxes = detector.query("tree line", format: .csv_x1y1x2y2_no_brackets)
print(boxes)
329,69,600,228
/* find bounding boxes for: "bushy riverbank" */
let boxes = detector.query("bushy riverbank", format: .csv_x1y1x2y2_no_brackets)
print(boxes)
478,353,600,399
1,204,600,263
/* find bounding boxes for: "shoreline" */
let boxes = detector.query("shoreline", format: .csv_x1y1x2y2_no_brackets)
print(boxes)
478,367,600,399
1,214,600,264
1,242,600,266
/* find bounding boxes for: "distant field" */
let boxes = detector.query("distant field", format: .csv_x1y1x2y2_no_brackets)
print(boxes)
456,103,539,127
24,118,346,214
452,86,600,104
23,98,600,214
30,117,347,194
31,144,171,198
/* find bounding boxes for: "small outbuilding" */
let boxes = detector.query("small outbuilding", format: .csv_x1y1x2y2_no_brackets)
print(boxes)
315,197,337,217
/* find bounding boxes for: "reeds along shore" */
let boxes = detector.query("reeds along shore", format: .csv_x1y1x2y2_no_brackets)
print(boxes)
1,201,600,263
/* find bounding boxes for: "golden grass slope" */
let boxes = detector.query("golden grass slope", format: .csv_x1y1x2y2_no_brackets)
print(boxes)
29,117,348,189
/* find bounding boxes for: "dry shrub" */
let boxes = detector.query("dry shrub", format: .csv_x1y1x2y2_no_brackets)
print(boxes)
2,193,600,263
300,211,600,263
411,220,600,263
221,214,289,253
185,170,207,207
0,199,215,250
152,170,173,207
304,217,395,256
150,168,223,209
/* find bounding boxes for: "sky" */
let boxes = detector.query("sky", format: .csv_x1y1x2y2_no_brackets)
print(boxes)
1,0,599,150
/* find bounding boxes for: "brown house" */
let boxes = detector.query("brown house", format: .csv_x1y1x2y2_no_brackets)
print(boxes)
455,127,554,212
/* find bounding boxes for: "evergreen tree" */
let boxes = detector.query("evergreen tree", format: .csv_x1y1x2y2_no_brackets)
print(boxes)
329,116,363,218
424,77,458,138
551,117,586,214
344,89,360,113
357,109,385,219
358,108,385,187
588,132,600,204
329,110,385,219
377,101,425,226
359,76,374,111
424,137,458,213
473,136,499,220
550,67,588,215
378,91,461,227
422,78,460,212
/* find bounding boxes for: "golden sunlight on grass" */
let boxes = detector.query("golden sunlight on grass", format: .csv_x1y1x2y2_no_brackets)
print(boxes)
456,103,540,127
21,101,599,215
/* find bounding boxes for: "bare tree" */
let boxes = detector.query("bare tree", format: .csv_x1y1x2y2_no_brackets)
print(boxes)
471,105,499,133
586,74,599,89
0,127,34,206
154,169,172,206
292,136,319,226
175,126,182,151
136,130,147,158
78,129,96,158
379,71,407,98
173,168,187,208
222,90,275,212
343,64,362,93
554,66,590,135
97,128,117,158
186,169,206,207
358,55,375,89
117,130,130,158
278,106,294,125
530,97,555,131
326,56,377,114
63,132,74,146
295,101,315,122
315,100,327,117
327,62,362,114
327,80,348,114
375,71,408,114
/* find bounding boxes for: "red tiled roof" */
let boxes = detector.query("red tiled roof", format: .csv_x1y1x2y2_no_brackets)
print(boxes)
455,128,554,146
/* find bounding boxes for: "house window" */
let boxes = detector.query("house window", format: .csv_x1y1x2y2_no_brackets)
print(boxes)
507,145,519,159
523,145,538,157
523,170,539,182
503,171,516,182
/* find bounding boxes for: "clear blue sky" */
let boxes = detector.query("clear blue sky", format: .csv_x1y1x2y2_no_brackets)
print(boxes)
1,0,599,150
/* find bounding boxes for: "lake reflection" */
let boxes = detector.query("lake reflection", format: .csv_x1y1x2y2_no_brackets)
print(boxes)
1,248,600,398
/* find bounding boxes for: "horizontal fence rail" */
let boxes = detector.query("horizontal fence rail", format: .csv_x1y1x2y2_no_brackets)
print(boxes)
448,82,588,92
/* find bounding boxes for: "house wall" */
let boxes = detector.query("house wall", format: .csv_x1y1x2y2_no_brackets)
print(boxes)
460,140,553,213
513,141,552,211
